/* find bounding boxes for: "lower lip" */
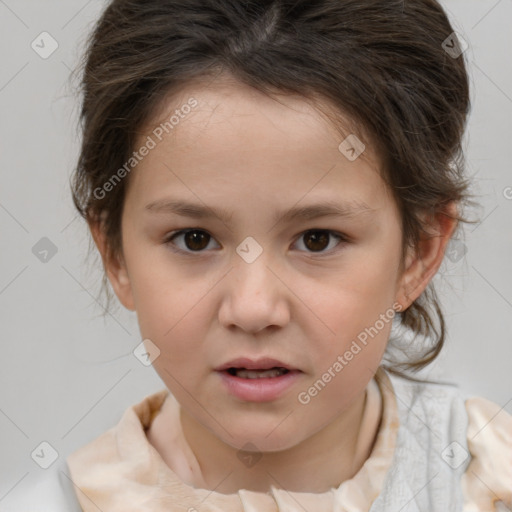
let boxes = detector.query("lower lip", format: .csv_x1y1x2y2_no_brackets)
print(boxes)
216,370,302,402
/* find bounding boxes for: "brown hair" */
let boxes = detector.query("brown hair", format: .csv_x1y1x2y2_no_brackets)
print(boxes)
69,0,478,381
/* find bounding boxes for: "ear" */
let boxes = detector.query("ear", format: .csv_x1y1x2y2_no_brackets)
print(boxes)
395,202,459,311
88,217,136,312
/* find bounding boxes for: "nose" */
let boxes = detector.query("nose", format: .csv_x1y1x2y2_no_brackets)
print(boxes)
218,255,290,334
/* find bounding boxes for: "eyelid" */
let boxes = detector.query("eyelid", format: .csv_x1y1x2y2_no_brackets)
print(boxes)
163,228,350,256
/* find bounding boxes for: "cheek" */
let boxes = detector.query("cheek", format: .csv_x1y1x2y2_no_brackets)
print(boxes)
305,246,400,372
320,254,399,334
297,313,392,419
127,256,212,360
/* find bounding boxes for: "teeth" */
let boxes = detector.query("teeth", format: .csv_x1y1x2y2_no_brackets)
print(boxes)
234,367,289,379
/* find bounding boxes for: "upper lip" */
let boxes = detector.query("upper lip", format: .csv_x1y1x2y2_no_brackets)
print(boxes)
215,357,299,372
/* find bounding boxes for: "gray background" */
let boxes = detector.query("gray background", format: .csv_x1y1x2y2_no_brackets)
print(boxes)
0,0,511,502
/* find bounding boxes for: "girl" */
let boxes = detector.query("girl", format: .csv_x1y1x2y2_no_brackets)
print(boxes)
14,0,512,510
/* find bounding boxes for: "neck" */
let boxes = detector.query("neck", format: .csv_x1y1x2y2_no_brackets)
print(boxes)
171,388,373,494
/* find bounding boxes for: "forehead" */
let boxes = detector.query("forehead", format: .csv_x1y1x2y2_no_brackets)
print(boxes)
144,76,358,153
127,76,389,210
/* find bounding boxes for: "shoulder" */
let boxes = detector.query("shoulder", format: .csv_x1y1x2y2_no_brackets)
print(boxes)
382,370,512,509
1,457,82,512
462,396,512,510
384,369,470,435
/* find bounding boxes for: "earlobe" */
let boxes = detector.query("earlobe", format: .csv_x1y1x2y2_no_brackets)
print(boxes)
394,246,418,311
395,203,459,310
88,219,136,312
105,253,136,312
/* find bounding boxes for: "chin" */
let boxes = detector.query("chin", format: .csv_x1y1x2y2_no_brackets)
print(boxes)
213,421,306,453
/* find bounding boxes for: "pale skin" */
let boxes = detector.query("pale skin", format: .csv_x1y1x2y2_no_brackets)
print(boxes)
89,75,458,494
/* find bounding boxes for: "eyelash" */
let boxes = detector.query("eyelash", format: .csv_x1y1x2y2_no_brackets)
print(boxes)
162,229,349,256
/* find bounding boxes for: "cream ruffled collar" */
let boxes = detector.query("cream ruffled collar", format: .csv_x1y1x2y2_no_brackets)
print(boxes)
67,368,397,511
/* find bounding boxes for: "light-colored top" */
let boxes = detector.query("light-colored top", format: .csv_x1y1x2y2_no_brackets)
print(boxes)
3,368,511,511
64,367,512,511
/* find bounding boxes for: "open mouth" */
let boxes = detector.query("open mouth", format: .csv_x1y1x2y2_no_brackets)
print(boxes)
226,367,290,379
218,364,301,401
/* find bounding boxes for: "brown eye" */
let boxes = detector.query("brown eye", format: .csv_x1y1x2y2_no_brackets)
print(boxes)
303,231,329,251
294,230,346,254
183,230,210,250
165,229,219,253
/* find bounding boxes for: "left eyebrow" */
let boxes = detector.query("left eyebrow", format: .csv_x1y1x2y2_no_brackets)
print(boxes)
273,201,375,225
144,198,375,224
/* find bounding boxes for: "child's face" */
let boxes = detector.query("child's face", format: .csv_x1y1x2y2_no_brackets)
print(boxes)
108,77,413,451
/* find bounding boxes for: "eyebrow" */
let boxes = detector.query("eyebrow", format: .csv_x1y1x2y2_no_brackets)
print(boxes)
144,198,375,224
